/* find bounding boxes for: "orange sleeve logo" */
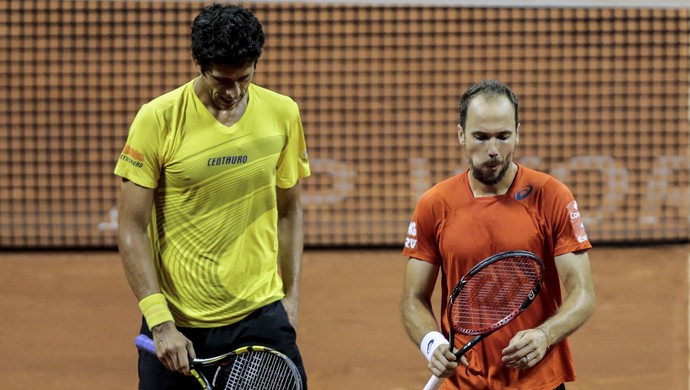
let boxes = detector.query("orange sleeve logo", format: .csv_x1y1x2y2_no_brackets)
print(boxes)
122,144,145,162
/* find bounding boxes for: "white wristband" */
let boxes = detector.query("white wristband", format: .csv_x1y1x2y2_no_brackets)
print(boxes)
420,331,449,362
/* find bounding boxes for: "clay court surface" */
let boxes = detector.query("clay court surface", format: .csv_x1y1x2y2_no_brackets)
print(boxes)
1,245,688,389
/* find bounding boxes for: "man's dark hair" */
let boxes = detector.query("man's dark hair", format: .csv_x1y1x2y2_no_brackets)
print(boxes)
191,3,265,73
458,80,519,129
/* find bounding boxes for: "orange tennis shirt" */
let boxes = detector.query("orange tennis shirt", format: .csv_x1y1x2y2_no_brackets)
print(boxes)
402,164,592,390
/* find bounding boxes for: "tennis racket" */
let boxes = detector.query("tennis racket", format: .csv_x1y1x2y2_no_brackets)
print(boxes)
135,334,303,390
423,250,544,390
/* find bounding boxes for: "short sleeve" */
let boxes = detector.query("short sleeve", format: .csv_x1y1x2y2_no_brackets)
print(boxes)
276,102,311,189
547,180,592,256
113,103,163,189
402,190,443,265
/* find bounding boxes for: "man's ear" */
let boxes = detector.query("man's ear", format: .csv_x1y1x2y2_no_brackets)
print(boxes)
515,123,520,145
192,57,205,75
458,124,465,145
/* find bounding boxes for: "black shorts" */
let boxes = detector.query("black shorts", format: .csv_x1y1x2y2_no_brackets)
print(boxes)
137,300,307,390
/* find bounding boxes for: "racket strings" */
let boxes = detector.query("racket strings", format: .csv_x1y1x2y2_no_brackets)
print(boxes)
451,256,541,334
212,350,301,390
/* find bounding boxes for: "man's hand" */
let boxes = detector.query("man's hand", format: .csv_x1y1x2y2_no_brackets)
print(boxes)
501,328,549,369
428,344,468,378
281,296,299,328
151,322,196,375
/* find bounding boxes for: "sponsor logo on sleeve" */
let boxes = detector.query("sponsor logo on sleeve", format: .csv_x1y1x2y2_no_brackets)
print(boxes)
404,221,417,249
566,200,589,243
300,149,309,164
119,144,145,168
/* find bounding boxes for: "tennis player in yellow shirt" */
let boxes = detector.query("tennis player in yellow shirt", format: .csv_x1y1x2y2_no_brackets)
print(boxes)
114,4,310,388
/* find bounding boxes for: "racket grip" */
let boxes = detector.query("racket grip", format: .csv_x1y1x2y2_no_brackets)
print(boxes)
422,375,444,390
134,334,156,354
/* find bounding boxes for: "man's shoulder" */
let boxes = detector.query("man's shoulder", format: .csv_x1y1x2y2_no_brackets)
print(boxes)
250,83,296,106
419,173,466,205
518,164,550,181
141,80,195,114
515,164,572,199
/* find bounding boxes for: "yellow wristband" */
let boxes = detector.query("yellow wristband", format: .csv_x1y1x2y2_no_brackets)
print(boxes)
138,293,174,330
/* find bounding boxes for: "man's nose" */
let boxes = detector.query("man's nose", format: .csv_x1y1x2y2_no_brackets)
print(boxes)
225,83,241,98
487,140,499,157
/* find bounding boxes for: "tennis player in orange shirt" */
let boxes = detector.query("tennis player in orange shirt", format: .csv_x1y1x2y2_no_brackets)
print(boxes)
401,79,595,389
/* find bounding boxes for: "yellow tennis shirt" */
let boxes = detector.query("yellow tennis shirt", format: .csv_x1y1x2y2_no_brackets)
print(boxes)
114,81,310,327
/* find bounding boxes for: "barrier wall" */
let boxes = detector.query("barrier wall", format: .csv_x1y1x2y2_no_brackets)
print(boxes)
1,1,688,247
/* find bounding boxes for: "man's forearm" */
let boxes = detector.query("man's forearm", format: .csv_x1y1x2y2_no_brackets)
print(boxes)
118,224,160,301
278,207,304,298
536,285,595,348
402,295,441,345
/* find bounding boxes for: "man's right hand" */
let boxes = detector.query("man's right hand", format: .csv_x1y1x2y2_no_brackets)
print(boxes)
151,322,197,375
428,344,468,378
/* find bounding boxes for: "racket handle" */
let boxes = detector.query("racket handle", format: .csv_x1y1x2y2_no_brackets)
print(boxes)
135,334,156,354
422,375,444,390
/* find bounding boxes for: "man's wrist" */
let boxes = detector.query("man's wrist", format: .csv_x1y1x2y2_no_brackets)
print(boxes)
536,327,551,350
138,293,175,330
420,331,449,361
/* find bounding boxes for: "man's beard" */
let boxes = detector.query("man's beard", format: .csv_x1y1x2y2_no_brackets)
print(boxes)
469,159,510,185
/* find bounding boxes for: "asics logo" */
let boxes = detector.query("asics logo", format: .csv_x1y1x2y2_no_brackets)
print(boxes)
515,185,533,200
426,340,435,354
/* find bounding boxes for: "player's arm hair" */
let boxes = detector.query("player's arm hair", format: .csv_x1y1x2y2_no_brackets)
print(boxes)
117,179,159,301
276,182,304,302
539,250,596,347
401,257,442,345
